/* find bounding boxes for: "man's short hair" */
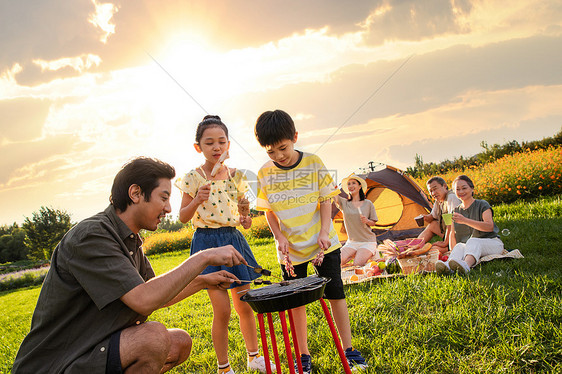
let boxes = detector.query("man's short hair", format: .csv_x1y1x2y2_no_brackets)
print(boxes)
254,109,296,147
110,157,175,212
426,176,448,189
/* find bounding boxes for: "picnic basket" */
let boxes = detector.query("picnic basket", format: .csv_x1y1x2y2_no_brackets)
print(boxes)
397,248,439,274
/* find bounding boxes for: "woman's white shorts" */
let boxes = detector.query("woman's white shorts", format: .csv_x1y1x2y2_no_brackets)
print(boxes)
341,240,381,258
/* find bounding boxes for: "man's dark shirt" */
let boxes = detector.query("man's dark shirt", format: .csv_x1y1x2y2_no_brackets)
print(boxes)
12,206,155,373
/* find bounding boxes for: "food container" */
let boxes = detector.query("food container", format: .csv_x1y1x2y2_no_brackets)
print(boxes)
241,275,330,314
398,248,439,274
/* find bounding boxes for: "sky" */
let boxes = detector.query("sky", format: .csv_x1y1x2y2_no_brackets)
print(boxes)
1,0,561,225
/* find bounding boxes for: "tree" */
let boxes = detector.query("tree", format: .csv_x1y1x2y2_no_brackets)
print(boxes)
0,223,28,263
23,207,73,261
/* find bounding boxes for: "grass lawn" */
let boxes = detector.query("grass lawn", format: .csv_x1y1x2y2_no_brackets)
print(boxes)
1,197,561,373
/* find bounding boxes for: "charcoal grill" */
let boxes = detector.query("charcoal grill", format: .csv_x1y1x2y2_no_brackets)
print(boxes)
241,275,330,314
241,275,352,374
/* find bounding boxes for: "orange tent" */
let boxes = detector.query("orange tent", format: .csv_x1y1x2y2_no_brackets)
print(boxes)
332,165,432,242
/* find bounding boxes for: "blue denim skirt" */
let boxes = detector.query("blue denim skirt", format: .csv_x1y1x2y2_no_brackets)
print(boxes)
191,226,261,288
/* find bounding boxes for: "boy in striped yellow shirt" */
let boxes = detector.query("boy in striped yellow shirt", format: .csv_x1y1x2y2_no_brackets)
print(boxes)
254,110,368,373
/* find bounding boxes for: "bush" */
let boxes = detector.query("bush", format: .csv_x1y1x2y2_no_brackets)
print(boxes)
475,146,562,204
143,227,195,255
0,266,49,291
142,216,272,255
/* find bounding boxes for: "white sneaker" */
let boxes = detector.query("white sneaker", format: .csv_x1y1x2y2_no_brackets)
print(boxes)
218,364,235,374
449,259,471,275
248,354,276,373
435,260,452,275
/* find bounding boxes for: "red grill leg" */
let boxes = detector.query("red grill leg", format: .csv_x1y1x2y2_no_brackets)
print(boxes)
288,309,303,373
266,313,283,373
257,314,272,374
279,311,296,374
319,298,352,374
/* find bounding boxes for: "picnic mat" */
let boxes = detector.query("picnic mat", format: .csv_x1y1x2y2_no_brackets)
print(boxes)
341,265,406,285
477,248,524,265
342,248,524,285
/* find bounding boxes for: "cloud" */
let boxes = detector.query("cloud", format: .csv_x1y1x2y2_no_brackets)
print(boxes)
0,0,115,85
386,116,562,167
361,0,473,44
0,156,118,224
222,33,562,137
0,134,83,185
313,85,562,174
111,0,378,49
2,0,562,225
0,98,51,142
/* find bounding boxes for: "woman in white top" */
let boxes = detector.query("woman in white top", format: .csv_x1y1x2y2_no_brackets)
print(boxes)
334,174,379,266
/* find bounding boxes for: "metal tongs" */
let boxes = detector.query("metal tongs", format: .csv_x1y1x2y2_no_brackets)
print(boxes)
236,265,281,293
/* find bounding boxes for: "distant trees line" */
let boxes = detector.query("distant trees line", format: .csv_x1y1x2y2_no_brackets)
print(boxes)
0,207,72,264
1,206,255,264
406,128,562,179
0,209,191,264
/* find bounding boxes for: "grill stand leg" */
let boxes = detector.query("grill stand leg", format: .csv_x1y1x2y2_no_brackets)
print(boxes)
267,313,283,373
257,314,272,374
254,299,353,373
319,298,352,374
279,311,296,374
287,309,303,374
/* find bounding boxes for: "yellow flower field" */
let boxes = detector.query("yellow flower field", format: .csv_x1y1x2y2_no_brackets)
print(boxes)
413,146,562,205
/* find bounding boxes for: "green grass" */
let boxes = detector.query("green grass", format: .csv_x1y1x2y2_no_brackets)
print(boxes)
1,197,561,373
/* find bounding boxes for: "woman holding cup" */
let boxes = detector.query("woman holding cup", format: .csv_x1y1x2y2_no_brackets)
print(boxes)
334,174,380,267
435,175,504,275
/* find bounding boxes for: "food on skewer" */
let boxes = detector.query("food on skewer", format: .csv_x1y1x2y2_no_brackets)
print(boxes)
259,268,272,276
210,151,229,177
283,255,296,277
247,264,273,277
311,250,324,266
238,197,250,216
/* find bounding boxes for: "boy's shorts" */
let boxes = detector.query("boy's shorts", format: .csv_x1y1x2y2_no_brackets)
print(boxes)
281,249,345,300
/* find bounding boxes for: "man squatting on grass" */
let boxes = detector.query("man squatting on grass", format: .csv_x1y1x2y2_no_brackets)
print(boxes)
12,157,246,374
417,176,461,254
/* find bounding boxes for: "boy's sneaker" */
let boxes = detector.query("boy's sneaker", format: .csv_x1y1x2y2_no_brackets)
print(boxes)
345,348,368,371
449,258,471,275
247,354,276,373
294,354,312,374
435,260,452,275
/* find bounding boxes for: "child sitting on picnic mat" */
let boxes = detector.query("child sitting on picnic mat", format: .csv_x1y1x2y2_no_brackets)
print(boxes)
175,115,275,374
435,174,504,275
334,174,380,267
254,109,368,374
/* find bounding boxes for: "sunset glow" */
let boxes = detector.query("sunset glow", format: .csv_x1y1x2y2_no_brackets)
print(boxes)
0,0,560,224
